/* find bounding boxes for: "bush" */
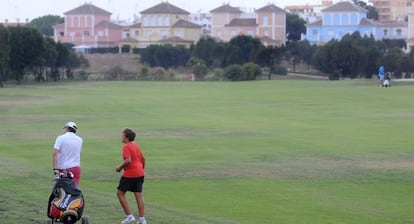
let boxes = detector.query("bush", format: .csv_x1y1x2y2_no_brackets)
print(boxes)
165,69,176,80
213,68,224,81
242,62,262,80
191,63,208,80
224,64,244,81
78,70,88,80
139,66,149,80
149,67,165,80
106,65,126,80
187,57,208,80
272,66,287,76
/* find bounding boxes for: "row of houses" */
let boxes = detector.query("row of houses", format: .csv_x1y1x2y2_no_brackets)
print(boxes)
52,2,287,52
22,1,414,51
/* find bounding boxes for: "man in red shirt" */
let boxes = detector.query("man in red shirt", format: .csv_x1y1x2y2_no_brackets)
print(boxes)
116,128,147,224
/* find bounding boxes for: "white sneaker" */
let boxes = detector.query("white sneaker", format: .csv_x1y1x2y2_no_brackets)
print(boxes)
138,217,147,224
121,215,136,224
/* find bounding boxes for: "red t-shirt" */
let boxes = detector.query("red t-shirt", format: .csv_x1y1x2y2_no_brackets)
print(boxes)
122,142,145,178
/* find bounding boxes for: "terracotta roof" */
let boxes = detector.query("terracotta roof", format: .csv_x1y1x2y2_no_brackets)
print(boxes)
126,23,141,28
285,5,316,10
259,36,281,45
359,18,381,26
158,36,193,43
95,21,122,29
140,2,189,15
307,19,322,26
210,4,242,13
119,37,138,43
225,18,257,27
379,20,408,27
255,4,286,14
322,1,367,13
64,3,111,15
173,19,202,28
259,36,274,41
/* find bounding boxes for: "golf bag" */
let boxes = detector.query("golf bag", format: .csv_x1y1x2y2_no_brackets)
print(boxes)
47,170,85,224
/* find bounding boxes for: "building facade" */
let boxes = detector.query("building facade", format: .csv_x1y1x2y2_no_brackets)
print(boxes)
255,4,286,46
188,12,212,36
369,0,410,21
53,4,123,49
284,0,333,23
210,3,286,46
304,1,408,45
135,2,201,48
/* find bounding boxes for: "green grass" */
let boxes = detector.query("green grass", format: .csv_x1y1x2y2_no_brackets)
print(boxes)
0,80,413,224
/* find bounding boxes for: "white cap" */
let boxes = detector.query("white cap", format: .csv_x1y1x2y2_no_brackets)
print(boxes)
63,121,78,130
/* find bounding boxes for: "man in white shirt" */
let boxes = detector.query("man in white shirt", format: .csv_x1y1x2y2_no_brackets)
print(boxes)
52,121,83,184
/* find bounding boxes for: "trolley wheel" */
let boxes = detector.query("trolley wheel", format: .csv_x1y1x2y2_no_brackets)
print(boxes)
81,216,89,224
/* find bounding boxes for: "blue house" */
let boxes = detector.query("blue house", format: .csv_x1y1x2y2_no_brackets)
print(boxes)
304,1,407,45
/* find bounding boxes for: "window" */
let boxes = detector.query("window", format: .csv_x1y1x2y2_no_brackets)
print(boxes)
84,16,89,27
342,14,348,25
383,29,388,36
312,29,318,36
145,30,153,38
160,30,168,38
150,16,156,26
230,30,237,37
70,31,75,37
83,31,89,36
247,30,254,36
143,16,149,26
264,30,269,37
134,30,139,36
333,14,340,25
158,16,163,26
351,14,357,25
165,16,170,26
175,30,183,38
98,31,104,37
263,15,269,25
324,14,331,25
396,29,402,36
59,32,64,37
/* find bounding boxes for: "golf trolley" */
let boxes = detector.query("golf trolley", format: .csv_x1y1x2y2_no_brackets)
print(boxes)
46,169,88,224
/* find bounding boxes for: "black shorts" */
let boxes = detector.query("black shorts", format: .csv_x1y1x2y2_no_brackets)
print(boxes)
117,176,144,193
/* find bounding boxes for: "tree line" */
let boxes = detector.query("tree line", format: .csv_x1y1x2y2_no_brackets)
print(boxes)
139,32,413,81
312,32,411,80
2,17,413,84
139,35,285,81
0,24,88,87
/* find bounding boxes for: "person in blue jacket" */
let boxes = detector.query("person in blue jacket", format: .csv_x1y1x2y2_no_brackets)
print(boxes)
378,65,385,87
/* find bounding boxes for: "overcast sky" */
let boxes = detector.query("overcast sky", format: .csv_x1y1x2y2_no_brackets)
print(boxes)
1,0,367,22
